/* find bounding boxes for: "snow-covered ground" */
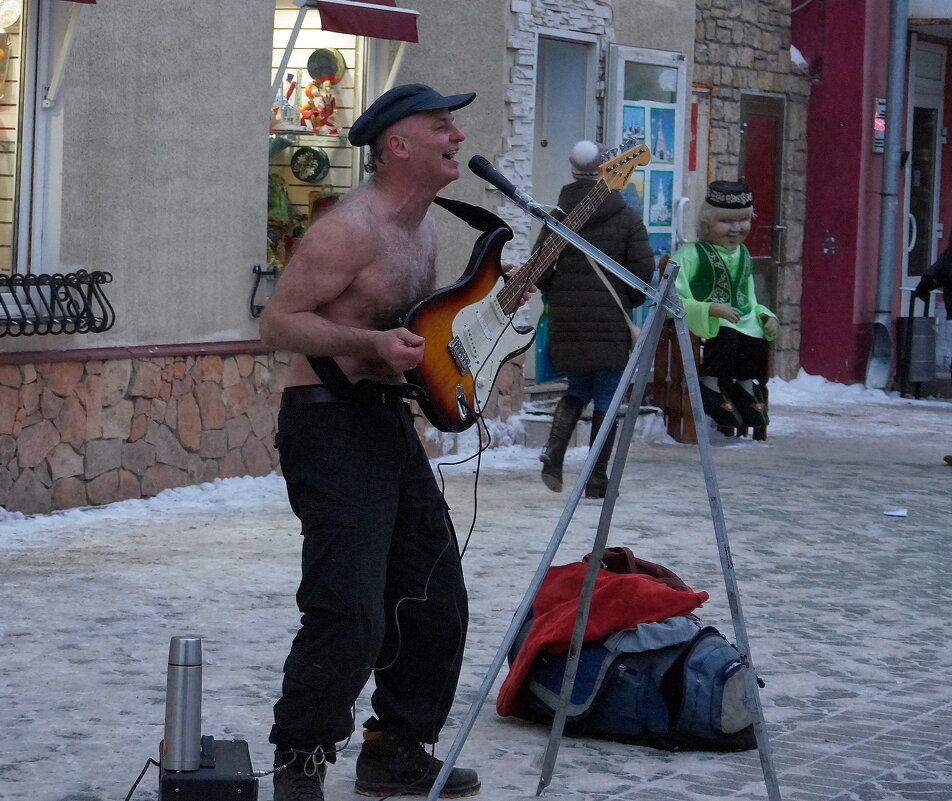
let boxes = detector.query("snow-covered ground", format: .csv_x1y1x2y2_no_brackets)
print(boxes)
2,370,951,801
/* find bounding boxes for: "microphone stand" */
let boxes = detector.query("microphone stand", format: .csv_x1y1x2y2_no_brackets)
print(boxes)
425,176,782,801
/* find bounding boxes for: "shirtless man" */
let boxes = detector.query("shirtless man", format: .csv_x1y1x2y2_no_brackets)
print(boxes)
259,84,485,801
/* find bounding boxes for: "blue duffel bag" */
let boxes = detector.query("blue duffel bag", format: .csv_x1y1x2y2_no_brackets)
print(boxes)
507,617,758,752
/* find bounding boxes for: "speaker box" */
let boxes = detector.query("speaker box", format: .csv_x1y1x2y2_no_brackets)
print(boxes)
159,737,257,800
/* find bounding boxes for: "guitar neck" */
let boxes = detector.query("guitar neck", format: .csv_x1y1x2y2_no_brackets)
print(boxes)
498,180,611,315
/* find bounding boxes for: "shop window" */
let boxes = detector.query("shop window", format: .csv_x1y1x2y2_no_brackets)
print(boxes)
0,1,115,337
268,1,364,272
0,0,29,278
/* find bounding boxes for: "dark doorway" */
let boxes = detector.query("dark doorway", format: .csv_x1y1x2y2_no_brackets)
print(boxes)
740,94,785,314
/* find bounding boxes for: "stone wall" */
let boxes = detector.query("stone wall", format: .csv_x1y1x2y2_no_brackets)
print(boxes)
0,349,290,515
0,346,526,515
693,0,811,380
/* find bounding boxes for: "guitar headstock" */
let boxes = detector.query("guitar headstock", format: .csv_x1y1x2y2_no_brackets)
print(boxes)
598,144,652,191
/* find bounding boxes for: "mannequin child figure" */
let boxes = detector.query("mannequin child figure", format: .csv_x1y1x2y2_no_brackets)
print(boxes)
671,179,779,429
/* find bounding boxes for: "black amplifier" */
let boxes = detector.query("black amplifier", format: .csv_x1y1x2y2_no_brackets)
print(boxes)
159,737,257,800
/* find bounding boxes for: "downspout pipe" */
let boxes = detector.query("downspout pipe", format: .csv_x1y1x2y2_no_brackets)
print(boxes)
866,0,909,388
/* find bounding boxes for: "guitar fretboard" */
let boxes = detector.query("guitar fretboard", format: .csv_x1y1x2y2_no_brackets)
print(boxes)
498,179,612,315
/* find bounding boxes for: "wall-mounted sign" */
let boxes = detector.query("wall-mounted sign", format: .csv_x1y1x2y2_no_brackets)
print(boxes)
873,97,886,153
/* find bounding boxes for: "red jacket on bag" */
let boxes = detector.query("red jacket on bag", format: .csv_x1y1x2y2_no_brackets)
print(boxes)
496,562,709,716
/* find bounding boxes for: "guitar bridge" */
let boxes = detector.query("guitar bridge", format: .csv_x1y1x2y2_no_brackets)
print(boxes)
448,336,470,375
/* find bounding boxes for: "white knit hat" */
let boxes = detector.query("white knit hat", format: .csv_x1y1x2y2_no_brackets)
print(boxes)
569,140,604,180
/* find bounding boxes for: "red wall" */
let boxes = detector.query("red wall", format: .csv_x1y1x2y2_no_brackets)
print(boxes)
793,0,870,382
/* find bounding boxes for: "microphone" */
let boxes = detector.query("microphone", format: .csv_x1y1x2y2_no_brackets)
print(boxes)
469,155,540,213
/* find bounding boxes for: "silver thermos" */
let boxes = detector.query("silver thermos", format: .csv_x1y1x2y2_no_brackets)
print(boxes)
162,636,203,772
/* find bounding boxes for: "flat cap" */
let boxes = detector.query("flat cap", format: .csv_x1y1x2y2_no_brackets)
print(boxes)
348,83,476,147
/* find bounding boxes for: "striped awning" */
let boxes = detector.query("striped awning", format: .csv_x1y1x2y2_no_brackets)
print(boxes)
300,0,419,43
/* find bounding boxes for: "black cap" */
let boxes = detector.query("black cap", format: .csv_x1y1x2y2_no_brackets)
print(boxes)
705,179,753,209
348,83,476,147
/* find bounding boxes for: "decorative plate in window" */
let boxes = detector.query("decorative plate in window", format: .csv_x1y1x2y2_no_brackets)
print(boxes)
306,48,346,85
0,0,21,29
290,146,330,184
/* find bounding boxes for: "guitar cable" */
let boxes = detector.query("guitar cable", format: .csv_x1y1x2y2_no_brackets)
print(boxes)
364,311,519,729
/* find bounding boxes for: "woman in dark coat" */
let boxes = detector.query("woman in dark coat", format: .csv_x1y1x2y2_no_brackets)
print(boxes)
535,140,655,497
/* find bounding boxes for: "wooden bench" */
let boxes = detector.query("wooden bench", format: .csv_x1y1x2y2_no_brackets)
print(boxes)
650,320,768,444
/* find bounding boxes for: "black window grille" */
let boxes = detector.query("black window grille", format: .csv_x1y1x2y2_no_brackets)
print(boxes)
0,271,116,337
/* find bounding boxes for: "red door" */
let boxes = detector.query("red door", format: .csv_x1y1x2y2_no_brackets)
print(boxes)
740,94,785,313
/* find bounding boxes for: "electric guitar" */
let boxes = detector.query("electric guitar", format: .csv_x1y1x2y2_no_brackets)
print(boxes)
403,144,651,432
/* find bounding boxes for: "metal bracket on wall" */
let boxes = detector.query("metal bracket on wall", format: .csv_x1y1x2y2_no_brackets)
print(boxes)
250,264,279,319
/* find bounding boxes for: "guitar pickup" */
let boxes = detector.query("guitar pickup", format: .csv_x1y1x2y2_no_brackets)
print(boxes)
448,336,470,375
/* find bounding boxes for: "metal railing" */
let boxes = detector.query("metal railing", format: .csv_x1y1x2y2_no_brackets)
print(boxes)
0,270,116,337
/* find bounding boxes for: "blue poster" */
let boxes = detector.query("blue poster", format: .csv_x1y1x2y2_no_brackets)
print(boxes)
620,169,645,219
649,233,671,264
648,171,674,227
649,107,675,163
622,105,646,148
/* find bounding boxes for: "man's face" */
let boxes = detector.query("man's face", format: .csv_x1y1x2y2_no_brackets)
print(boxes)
706,215,751,250
394,109,466,181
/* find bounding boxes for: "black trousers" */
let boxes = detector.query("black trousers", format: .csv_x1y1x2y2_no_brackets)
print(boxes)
270,395,468,750
700,326,768,381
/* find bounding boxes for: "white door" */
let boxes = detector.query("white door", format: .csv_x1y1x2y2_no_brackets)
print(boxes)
526,33,596,381
605,44,688,277
532,34,597,213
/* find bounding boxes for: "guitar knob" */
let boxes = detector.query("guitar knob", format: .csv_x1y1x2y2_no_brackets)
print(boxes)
476,376,487,389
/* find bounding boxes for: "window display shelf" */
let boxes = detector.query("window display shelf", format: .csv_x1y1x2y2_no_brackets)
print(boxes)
269,129,347,145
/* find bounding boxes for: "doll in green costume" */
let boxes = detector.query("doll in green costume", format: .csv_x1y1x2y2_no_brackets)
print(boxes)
671,180,779,428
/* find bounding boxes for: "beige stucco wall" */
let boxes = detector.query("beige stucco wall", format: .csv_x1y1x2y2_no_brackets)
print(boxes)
1,0,275,356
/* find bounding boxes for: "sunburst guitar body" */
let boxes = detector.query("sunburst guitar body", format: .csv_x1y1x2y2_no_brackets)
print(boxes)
403,143,651,432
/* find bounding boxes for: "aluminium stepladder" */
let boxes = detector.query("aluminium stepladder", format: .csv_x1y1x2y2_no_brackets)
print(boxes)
425,199,782,801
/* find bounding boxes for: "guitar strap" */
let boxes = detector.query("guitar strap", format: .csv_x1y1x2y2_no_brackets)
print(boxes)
308,196,512,398
432,195,513,236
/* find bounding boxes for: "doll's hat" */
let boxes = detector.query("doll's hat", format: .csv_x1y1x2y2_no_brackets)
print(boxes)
705,179,753,209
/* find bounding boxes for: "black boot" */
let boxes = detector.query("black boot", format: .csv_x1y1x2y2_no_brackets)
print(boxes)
273,747,327,801
355,729,480,797
539,395,584,492
585,410,618,499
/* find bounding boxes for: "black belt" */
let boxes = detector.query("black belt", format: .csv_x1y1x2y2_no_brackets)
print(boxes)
281,384,418,409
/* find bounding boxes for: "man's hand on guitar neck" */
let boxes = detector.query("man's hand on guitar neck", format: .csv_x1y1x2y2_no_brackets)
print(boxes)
502,263,538,308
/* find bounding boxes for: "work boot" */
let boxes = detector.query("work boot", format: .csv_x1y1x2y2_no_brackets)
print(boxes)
273,747,326,801
355,729,480,797
585,410,618,499
539,395,584,492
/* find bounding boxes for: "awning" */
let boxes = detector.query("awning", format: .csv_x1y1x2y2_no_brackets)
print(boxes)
44,1,98,108
304,0,419,44
273,1,420,100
